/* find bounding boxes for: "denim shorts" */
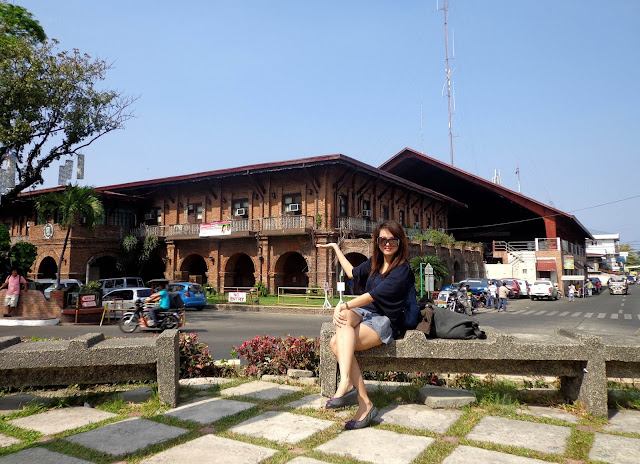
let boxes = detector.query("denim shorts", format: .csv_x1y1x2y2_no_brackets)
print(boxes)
349,307,393,344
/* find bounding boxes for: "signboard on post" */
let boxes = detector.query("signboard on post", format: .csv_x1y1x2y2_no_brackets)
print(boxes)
424,263,435,295
228,292,247,303
80,294,98,308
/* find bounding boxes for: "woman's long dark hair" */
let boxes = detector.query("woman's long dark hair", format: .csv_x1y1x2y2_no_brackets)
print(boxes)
370,220,409,276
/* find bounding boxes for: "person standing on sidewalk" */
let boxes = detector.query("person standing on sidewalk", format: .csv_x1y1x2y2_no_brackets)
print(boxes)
316,220,412,430
487,280,497,309
497,282,509,312
568,284,576,302
0,268,27,317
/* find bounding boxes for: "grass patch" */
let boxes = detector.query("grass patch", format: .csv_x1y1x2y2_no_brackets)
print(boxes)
565,428,594,461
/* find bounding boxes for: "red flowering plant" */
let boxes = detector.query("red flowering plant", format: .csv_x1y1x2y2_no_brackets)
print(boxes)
179,333,213,378
234,334,320,377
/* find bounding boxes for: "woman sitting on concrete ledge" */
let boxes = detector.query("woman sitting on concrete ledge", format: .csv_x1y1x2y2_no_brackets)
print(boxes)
316,220,413,429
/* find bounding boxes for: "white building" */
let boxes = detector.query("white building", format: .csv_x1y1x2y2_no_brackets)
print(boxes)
586,233,621,272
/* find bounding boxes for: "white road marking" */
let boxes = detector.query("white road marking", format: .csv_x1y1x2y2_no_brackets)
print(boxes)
598,313,606,319
624,314,632,320
558,312,570,317
547,311,558,316
611,314,619,319
523,310,537,315
571,312,582,317
533,311,547,316
584,313,593,318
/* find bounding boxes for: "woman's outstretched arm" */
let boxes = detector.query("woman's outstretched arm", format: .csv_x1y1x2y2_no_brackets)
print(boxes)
316,242,354,279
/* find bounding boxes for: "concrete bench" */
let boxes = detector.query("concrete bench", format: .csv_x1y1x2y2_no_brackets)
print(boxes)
0,330,180,406
319,323,640,417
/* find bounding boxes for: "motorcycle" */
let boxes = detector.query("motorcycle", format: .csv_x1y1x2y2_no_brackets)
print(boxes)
118,299,184,333
446,289,472,316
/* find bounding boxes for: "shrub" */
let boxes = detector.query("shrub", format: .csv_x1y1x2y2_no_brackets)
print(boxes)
253,281,268,297
233,334,320,377
179,333,213,378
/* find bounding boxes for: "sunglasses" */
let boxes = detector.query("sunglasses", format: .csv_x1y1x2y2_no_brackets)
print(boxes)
377,237,400,247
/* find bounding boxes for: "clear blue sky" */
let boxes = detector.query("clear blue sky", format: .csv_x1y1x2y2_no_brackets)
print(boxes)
20,1,640,247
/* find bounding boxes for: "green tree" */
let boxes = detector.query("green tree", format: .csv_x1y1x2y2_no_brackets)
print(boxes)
35,186,104,288
409,255,449,288
117,234,158,275
8,241,37,275
0,3,46,45
0,7,134,199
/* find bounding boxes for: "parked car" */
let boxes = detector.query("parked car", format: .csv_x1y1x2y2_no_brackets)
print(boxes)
459,278,492,296
529,280,558,300
102,287,153,310
625,275,636,285
500,278,529,298
38,279,83,298
98,277,145,291
608,276,628,295
167,282,206,310
499,278,521,298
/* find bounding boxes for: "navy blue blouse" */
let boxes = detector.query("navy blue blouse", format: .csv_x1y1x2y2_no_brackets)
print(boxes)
352,258,413,339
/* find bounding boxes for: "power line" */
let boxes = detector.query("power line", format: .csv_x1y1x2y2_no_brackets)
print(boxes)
447,193,640,232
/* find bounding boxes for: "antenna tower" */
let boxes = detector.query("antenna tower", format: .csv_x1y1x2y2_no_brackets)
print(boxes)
440,0,455,165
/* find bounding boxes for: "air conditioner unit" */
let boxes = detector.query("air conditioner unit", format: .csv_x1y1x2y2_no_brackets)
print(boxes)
438,228,446,233
289,204,301,212
26,221,32,228
362,210,371,217
144,213,155,220
235,208,247,216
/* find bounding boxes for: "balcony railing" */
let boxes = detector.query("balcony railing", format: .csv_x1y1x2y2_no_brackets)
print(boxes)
263,215,314,231
336,217,379,233
130,216,310,238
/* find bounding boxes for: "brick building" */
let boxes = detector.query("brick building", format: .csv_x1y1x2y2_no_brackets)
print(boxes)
4,154,478,293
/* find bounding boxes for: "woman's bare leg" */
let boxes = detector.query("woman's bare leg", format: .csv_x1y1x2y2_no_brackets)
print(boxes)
349,323,383,420
332,310,361,397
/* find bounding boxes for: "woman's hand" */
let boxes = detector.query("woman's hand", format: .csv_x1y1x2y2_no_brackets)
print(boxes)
333,302,348,328
316,242,337,250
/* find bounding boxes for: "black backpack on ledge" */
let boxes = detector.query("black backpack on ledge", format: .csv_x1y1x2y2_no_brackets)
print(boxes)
416,304,486,340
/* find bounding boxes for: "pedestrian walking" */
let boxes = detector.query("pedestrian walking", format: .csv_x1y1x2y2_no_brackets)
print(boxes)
568,284,576,302
585,279,594,297
497,282,509,311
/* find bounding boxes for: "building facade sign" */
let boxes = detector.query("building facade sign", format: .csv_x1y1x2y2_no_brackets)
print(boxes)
199,221,232,237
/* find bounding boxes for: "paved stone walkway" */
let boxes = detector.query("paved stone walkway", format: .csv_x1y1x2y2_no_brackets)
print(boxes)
0,378,639,464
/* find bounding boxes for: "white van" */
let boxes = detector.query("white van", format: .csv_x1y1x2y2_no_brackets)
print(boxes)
98,277,145,291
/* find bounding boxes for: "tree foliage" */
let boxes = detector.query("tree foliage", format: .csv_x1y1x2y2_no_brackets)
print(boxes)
35,186,104,287
117,234,158,275
0,223,37,276
0,5,134,199
409,255,449,285
0,3,46,45
9,241,37,274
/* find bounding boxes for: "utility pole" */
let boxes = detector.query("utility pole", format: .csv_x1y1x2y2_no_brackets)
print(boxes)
440,0,455,166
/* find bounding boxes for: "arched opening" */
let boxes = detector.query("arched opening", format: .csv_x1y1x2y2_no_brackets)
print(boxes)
344,252,368,294
180,254,208,283
38,257,57,279
453,261,462,283
225,253,256,288
141,255,166,283
274,252,309,291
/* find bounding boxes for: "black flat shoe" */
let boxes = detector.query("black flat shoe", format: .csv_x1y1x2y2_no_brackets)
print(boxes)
325,386,358,409
345,405,378,430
